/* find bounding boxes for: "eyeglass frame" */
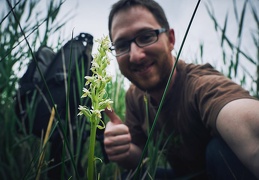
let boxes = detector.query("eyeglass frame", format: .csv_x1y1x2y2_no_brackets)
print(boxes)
109,28,167,57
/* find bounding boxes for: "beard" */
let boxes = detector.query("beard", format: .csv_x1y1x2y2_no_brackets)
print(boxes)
120,53,174,93
127,67,171,93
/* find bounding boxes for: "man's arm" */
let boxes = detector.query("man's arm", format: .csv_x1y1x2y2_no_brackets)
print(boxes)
216,98,259,178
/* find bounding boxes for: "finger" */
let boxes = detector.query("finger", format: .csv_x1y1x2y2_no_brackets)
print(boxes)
105,123,129,136
108,150,130,162
104,133,131,145
105,108,123,124
105,143,130,156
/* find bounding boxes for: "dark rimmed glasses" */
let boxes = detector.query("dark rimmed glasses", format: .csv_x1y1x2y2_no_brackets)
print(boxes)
109,28,167,57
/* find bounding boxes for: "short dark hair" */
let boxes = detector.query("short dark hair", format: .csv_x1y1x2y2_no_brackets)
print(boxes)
108,0,170,41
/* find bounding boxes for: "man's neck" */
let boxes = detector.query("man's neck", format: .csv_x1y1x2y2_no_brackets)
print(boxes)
149,67,177,105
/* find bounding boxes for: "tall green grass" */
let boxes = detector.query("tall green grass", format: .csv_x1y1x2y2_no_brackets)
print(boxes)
0,1,76,179
206,0,259,98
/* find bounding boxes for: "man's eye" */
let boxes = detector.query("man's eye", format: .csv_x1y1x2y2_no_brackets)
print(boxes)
138,33,155,43
115,42,128,51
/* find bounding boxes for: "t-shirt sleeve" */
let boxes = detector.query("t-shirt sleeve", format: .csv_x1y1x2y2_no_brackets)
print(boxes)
189,74,255,134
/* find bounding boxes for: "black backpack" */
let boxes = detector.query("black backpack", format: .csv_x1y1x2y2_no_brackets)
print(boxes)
15,33,109,178
15,33,93,138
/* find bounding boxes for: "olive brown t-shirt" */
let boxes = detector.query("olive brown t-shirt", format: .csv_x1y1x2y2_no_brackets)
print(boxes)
124,60,255,176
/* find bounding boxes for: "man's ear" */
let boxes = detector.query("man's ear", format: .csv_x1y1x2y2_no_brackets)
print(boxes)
168,29,175,51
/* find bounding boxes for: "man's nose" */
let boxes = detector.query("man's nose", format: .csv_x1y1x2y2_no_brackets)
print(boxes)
129,42,145,63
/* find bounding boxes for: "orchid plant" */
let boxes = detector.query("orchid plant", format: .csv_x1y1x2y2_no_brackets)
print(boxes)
78,35,113,179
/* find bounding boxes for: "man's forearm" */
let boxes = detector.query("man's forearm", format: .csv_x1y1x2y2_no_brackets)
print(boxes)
216,99,259,178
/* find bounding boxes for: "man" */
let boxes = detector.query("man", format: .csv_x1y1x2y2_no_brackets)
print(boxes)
104,0,259,179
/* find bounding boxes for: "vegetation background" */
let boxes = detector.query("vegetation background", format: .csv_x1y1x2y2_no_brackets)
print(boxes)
0,0,258,179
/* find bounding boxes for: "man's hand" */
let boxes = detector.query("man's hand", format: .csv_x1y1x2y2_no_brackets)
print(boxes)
104,108,142,169
104,108,131,161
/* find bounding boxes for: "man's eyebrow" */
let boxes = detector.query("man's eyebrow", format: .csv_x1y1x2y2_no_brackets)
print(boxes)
113,36,134,45
112,36,127,44
134,28,155,36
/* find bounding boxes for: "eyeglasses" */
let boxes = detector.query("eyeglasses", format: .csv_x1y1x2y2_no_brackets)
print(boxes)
109,28,167,57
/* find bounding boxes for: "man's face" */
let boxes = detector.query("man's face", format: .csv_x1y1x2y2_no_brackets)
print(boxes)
111,6,175,92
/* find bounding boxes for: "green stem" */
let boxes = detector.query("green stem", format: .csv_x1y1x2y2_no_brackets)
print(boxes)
88,118,98,180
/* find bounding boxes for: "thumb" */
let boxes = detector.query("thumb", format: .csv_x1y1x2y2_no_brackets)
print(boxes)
104,108,123,124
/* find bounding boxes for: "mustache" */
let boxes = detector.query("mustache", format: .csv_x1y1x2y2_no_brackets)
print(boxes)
129,60,154,71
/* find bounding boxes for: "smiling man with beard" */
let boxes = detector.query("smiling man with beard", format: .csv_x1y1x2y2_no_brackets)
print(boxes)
103,0,259,179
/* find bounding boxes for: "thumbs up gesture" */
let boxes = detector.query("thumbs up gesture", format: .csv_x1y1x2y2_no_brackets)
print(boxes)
104,108,132,162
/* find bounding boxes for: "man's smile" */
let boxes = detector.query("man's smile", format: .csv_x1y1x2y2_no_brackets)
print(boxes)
131,61,155,75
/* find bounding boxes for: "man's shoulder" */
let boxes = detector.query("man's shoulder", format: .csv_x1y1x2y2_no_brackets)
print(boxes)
177,60,223,81
180,60,216,73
